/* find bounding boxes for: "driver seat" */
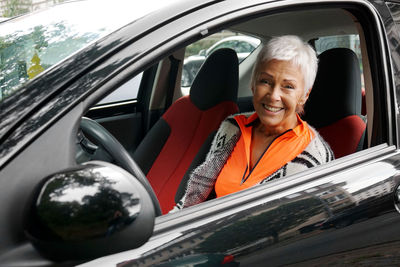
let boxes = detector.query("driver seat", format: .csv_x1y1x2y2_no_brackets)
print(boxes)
134,48,239,213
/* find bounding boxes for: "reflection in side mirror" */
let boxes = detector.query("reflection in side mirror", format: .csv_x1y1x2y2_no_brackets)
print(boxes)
24,161,155,262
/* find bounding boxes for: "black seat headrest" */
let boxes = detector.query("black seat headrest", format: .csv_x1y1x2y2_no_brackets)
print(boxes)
190,48,238,110
304,48,361,128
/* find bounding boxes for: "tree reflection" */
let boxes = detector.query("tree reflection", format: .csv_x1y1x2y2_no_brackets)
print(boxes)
0,22,100,101
36,167,140,241
0,36,132,165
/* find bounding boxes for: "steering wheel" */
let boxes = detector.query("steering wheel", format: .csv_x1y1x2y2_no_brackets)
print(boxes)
80,117,162,216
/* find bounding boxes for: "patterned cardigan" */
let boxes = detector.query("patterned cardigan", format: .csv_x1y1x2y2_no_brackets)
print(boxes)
173,113,334,211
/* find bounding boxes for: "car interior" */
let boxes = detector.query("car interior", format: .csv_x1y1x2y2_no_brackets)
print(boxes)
80,6,387,215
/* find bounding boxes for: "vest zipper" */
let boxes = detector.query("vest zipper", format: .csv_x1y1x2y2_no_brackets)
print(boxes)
241,129,291,185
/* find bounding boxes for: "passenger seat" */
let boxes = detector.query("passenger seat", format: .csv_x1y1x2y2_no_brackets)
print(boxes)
304,48,366,158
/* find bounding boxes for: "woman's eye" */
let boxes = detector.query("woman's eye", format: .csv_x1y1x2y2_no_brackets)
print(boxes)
260,79,271,85
284,84,295,89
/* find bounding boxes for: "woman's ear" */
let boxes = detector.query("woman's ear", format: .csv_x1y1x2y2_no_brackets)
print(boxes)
296,88,312,114
303,88,312,103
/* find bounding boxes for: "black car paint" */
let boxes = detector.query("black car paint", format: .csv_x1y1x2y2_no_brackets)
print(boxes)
387,1,400,144
117,144,400,266
0,0,400,266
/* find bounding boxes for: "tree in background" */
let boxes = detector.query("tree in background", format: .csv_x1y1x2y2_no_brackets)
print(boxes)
2,0,67,18
2,0,31,17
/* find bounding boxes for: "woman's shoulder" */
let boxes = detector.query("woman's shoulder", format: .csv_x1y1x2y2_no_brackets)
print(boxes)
217,113,241,135
304,126,335,164
210,112,252,151
226,111,254,120
283,129,334,178
220,112,254,129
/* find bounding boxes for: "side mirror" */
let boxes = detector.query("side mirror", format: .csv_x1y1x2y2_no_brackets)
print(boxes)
24,161,155,262
198,49,206,56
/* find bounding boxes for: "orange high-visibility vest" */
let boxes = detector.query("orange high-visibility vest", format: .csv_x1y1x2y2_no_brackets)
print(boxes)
215,112,314,197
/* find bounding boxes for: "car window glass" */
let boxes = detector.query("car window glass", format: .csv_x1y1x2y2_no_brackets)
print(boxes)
96,72,142,105
181,31,260,90
209,40,237,54
236,41,255,53
0,0,171,103
0,23,103,102
314,34,364,91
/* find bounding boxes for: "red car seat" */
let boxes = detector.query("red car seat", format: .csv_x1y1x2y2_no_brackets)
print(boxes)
134,48,239,213
304,48,366,159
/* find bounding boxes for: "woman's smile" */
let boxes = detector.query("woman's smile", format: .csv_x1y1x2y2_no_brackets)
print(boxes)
262,104,283,113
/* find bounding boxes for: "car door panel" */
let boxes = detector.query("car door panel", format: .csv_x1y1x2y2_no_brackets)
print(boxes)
74,145,400,266
96,113,143,155
84,103,142,153
4,146,399,267
127,152,400,266
0,106,81,255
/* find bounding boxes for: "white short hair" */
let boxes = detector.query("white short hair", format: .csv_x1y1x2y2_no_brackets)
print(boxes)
251,35,318,96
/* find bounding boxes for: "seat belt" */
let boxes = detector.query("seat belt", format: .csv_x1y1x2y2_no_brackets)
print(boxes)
165,55,181,111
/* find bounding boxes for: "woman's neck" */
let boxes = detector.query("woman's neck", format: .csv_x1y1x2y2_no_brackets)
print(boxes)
254,116,298,137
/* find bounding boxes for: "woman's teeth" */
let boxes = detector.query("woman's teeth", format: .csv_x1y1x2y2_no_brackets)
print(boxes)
263,104,281,112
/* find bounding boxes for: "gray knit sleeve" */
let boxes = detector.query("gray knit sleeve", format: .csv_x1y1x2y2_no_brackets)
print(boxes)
174,119,241,210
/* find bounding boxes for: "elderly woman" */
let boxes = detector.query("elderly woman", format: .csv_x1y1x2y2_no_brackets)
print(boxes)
173,35,334,211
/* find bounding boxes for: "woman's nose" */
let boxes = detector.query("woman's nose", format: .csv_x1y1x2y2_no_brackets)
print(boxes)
268,86,281,101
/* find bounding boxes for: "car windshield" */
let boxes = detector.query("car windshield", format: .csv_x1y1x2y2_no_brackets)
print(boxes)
0,0,177,103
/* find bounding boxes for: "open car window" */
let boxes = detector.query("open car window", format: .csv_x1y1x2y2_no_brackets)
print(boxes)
81,5,384,218
171,8,376,211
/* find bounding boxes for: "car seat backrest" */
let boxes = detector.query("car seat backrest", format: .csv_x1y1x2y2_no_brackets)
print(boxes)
304,48,366,158
134,48,239,213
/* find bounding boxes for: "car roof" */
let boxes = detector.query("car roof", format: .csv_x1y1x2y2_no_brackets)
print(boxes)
231,8,358,41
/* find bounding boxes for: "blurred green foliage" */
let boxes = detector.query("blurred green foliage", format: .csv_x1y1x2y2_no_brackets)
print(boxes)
2,0,31,17
2,0,67,18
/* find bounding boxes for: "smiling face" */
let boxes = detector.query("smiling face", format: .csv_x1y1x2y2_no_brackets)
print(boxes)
252,59,307,135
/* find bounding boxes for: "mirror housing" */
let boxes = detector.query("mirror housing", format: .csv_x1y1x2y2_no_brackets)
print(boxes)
24,161,155,262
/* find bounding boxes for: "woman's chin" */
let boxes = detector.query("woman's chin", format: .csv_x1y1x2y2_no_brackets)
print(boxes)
258,117,283,129
258,109,284,123
257,111,298,131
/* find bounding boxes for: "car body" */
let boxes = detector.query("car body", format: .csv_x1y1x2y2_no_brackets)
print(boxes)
0,0,400,266
181,35,260,87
